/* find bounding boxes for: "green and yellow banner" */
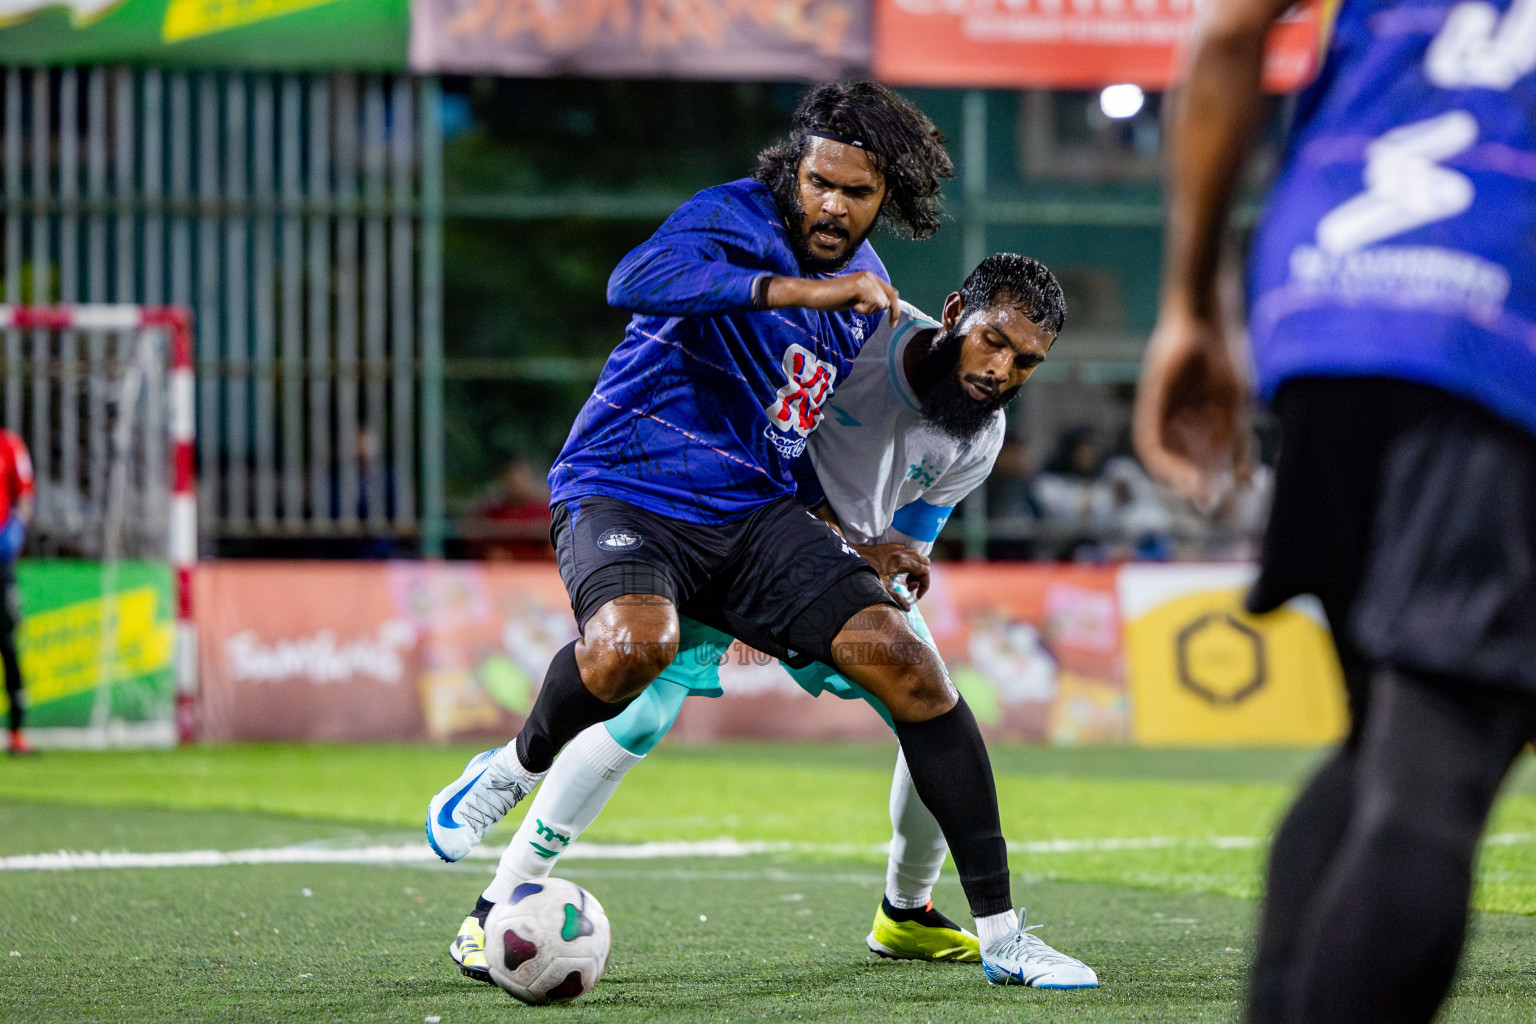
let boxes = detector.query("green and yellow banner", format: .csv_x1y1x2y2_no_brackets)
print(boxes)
2,560,175,733
0,0,407,69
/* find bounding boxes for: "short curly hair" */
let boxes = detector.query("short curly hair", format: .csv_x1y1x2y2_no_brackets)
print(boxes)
753,81,953,241
960,253,1067,335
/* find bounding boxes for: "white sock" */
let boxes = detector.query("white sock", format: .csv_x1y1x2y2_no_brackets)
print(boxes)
496,742,544,787
884,749,948,910
481,725,643,904
975,909,1020,949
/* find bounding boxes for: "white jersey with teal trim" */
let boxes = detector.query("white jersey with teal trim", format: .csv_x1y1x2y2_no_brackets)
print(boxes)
806,300,1005,555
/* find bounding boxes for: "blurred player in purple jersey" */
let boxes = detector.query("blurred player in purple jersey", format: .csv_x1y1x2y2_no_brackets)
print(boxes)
427,82,1090,987
1138,0,1536,1020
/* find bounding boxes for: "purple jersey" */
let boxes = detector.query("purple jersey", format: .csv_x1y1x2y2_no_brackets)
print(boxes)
550,178,886,523
1247,0,1536,438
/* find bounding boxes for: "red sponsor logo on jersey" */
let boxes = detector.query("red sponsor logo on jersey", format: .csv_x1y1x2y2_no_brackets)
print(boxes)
763,344,837,459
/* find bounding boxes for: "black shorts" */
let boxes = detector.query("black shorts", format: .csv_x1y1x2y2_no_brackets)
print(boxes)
551,494,894,667
1248,377,1536,697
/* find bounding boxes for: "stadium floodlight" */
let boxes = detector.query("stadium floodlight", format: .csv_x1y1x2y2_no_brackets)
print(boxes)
1100,84,1146,120
0,305,197,748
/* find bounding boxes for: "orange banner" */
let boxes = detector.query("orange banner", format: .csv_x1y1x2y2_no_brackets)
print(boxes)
196,561,1130,745
873,0,1326,91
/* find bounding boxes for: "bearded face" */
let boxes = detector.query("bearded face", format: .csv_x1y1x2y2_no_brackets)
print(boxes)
914,321,1021,441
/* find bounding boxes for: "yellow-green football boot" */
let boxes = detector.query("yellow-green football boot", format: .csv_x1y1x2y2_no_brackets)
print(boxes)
866,897,981,962
449,911,493,984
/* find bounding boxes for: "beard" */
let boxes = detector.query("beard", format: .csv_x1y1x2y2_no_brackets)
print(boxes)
914,324,1019,442
790,217,856,274
772,179,864,274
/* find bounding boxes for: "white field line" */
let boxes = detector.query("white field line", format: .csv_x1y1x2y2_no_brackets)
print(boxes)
3,832,1531,873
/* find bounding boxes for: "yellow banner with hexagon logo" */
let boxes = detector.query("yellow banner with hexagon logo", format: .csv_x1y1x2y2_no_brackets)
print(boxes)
1119,565,1348,746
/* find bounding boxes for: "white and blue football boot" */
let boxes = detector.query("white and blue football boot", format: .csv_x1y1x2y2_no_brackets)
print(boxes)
426,746,543,863
981,912,1098,989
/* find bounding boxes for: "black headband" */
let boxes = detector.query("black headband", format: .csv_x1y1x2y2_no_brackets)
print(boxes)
803,129,878,156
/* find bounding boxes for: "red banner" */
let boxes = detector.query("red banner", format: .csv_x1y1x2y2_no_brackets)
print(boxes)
873,0,1325,91
196,561,1129,745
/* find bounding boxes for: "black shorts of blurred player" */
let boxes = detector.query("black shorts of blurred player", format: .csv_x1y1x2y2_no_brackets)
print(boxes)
1244,376,1536,1024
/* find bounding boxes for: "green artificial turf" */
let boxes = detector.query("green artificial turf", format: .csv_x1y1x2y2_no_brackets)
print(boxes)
2,743,1535,1021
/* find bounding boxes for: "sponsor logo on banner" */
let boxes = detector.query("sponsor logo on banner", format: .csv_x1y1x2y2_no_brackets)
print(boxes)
223,621,416,685
1119,564,1346,745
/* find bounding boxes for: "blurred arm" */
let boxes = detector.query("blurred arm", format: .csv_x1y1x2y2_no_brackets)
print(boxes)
1134,0,1297,506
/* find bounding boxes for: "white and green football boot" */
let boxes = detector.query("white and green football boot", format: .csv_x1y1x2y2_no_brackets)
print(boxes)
866,898,981,962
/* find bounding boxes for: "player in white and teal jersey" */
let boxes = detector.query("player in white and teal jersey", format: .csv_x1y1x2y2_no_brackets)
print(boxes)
450,254,1098,990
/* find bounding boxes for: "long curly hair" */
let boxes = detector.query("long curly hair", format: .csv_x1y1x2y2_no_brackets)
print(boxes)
753,81,953,241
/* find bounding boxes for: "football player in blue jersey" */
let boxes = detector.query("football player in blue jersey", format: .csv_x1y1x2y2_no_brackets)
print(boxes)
427,82,1084,987
1137,0,1536,1020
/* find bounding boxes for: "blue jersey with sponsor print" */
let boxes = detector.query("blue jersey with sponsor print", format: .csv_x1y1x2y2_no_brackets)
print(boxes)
549,178,886,523
1247,0,1536,438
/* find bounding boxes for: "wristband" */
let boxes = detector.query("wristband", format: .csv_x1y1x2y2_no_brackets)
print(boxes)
750,275,772,311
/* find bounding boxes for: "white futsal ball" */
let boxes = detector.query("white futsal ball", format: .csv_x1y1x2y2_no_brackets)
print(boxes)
483,878,611,1004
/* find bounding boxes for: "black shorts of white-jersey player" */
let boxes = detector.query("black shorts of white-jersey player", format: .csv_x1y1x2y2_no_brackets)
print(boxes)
426,83,1095,990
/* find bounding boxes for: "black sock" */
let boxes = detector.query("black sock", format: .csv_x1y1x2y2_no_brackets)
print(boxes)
881,895,965,931
472,895,495,925
514,640,636,774
892,697,1011,919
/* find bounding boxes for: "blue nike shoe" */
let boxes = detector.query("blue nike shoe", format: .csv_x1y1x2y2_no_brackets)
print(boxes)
425,747,543,863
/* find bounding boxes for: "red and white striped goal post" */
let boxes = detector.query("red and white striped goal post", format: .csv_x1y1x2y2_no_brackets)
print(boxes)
0,304,198,744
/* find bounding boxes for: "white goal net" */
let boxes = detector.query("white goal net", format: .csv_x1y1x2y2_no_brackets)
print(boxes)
1,305,196,748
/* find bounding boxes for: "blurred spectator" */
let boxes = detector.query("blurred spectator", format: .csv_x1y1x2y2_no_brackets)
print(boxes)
985,437,1040,560
1097,454,1175,560
315,425,404,559
0,428,33,754
466,458,555,561
1031,427,1111,560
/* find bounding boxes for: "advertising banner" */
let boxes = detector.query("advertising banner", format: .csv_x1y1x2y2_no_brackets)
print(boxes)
195,560,1347,746
1119,564,1347,746
196,561,574,742
0,0,408,69
410,0,870,80
873,0,1325,91
195,560,1131,745
5,559,176,744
